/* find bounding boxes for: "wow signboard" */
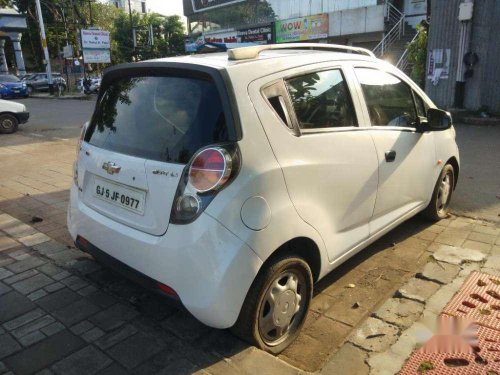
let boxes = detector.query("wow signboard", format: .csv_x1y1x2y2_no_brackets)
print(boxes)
275,14,329,43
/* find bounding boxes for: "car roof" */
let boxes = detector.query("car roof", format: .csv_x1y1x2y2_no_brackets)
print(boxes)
144,47,391,83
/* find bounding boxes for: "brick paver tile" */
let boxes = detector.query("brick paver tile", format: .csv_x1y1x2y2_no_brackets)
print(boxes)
6,256,46,274
90,304,139,332
3,308,45,331
12,273,54,295
51,346,112,375
0,334,21,359
107,332,165,370
35,288,81,313
18,233,51,247
0,292,36,322
3,330,85,375
0,236,18,252
53,299,100,326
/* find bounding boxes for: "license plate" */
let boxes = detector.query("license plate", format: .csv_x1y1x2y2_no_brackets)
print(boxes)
93,176,146,215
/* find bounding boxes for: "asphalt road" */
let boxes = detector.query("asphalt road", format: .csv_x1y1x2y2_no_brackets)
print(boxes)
14,98,500,222
18,97,96,139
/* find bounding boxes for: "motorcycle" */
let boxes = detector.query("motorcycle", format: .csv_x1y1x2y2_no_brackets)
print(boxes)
83,78,101,95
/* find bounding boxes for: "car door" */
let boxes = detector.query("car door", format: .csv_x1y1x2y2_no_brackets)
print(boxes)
353,66,437,234
249,63,379,262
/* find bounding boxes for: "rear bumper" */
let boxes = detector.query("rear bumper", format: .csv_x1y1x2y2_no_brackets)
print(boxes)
17,111,29,124
67,184,262,328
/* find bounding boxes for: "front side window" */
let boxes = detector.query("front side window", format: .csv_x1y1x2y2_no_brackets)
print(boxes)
285,69,357,130
355,68,417,127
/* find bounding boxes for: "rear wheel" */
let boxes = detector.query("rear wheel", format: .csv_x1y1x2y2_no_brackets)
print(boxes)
423,164,455,221
231,255,312,354
0,113,19,134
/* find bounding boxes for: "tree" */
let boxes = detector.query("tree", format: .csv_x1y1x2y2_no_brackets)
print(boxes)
407,24,428,88
111,12,185,63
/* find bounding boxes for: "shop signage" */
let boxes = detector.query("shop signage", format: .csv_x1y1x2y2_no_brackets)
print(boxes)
204,30,238,44
81,29,111,64
191,0,245,13
81,29,110,49
82,49,111,64
237,25,273,44
275,14,329,43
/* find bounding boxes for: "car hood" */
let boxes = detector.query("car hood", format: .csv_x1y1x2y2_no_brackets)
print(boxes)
0,81,24,88
0,99,26,112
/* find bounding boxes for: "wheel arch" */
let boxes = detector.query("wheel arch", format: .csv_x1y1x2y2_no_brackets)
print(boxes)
262,237,322,283
0,112,20,122
446,156,459,189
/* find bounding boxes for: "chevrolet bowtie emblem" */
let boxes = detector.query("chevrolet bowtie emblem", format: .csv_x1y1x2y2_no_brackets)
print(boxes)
102,161,121,175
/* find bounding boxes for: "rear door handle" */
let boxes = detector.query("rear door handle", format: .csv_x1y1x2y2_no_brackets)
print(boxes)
385,150,396,162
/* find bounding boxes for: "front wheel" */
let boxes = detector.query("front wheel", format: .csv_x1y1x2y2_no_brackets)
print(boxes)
423,164,455,221
231,255,313,354
0,113,19,134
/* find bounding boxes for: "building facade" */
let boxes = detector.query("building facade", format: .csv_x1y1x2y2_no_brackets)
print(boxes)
183,0,428,63
425,0,500,112
110,0,147,15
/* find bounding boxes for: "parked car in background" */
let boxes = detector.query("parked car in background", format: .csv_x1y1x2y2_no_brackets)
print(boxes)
0,74,28,98
0,99,29,133
23,73,66,94
76,77,101,94
69,44,460,354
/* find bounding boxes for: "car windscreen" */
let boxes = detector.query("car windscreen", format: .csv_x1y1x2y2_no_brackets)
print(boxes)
86,75,232,164
0,75,20,82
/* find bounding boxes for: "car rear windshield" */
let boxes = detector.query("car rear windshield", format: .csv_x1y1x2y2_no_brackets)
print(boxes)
86,75,232,164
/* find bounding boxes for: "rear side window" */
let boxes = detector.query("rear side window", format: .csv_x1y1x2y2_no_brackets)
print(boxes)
355,68,417,127
87,76,230,164
285,69,357,129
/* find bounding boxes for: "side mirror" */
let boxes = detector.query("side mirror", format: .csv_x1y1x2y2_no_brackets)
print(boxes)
426,108,453,131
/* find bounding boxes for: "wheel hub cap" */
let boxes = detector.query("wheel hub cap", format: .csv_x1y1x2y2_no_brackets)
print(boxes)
258,271,304,345
274,290,297,327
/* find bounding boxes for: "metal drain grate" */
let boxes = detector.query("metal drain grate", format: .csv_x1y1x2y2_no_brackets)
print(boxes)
442,271,500,331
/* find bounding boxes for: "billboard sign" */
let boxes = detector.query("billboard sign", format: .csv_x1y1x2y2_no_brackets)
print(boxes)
237,24,273,44
275,14,329,43
190,0,245,13
81,29,110,49
83,49,111,64
204,30,238,44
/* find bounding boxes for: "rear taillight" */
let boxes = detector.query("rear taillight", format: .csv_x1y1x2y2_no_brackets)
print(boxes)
189,148,232,192
170,144,240,224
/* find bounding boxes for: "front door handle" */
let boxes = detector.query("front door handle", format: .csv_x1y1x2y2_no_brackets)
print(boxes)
385,150,396,162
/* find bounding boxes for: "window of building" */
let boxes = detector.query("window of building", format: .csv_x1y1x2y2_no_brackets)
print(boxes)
141,1,146,13
355,68,417,127
285,69,357,129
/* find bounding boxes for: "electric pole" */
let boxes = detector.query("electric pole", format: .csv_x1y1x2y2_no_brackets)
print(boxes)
35,0,54,94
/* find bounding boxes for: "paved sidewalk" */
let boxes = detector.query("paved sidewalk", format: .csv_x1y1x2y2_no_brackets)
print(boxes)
0,213,299,375
322,217,500,375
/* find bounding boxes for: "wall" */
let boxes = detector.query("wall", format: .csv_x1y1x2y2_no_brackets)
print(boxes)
268,0,378,19
425,0,500,112
328,4,384,37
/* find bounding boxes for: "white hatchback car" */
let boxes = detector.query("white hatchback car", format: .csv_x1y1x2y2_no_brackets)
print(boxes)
68,44,459,353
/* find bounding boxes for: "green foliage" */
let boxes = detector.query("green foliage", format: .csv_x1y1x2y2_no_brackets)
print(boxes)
407,24,428,88
3,0,185,71
111,12,186,64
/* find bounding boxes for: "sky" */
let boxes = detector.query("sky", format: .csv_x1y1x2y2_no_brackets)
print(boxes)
147,0,185,17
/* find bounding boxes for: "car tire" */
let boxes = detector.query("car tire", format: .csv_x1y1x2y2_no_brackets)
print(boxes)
423,164,455,221
0,113,19,134
231,255,313,354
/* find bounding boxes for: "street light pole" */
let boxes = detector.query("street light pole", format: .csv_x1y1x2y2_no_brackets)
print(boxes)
35,0,54,95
